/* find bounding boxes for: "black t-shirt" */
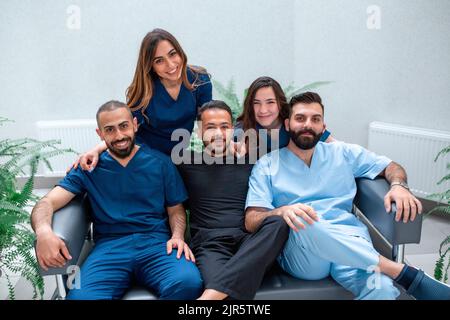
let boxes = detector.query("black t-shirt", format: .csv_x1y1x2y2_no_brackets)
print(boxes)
176,152,254,241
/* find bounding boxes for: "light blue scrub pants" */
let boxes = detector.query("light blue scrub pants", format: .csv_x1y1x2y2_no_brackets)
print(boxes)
66,233,203,300
278,217,400,300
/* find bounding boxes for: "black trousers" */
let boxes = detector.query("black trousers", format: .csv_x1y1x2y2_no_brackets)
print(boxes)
192,215,290,299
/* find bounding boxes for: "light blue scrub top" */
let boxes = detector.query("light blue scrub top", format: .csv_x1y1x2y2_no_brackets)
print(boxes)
245,141,392,240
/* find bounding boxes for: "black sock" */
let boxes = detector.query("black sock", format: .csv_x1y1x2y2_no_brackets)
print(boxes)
394,265,419,290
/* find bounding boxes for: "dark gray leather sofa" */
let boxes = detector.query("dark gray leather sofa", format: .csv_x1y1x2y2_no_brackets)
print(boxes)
37,177,422,300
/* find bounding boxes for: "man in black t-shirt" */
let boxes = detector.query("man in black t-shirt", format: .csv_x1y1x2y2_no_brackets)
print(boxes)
176,100,289,300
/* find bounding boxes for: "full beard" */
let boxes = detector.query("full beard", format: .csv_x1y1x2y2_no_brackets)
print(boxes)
289,129,323,150
108,136,136,158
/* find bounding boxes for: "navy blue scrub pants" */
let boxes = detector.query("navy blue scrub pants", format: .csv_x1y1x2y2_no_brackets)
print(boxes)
67,233,203,300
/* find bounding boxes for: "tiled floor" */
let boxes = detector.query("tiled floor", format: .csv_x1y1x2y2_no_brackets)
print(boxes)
4,189,450,299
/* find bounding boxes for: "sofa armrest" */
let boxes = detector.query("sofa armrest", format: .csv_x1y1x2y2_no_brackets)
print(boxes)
354,177,422,246
37,194,91,276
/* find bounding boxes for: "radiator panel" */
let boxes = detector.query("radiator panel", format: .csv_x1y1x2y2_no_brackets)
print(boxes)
36,119,98,176
368,122,450,197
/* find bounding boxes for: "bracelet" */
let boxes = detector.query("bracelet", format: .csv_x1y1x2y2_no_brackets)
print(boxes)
390,182,410,190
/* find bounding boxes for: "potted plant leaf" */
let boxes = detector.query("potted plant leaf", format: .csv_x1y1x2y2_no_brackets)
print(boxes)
428,145,450,283
0,117,74,299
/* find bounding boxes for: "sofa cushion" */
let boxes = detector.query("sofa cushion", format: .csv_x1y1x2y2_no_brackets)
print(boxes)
122,264,354,300
255,267,353,300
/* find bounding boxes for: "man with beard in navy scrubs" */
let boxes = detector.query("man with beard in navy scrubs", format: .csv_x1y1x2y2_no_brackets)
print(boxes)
32,100,202,300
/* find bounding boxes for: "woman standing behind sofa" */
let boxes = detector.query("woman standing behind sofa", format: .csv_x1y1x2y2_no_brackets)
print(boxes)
234,76,333,157
75,28,212,169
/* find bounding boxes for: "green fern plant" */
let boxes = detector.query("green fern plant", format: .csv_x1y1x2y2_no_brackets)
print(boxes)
211,78,242,121
427,145,450,283
0,117,75,299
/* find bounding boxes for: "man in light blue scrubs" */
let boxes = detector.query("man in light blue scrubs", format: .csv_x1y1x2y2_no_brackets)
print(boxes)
32,101,202,299
245,92,450,300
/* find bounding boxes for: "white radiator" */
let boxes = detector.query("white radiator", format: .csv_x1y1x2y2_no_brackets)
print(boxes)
36,119,98,176
368,122,450,198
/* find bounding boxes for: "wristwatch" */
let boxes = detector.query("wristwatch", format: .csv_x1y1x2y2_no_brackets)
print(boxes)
390,181,410,190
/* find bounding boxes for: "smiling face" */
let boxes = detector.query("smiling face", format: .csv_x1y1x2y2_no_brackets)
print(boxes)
198,108,234,156
285,102,326,150
152,40,183,83
253,86,281,129
96,107,138,159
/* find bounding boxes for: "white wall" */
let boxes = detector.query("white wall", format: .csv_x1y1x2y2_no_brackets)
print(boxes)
0,0,449,148
0,0,295,140
294,0,450,146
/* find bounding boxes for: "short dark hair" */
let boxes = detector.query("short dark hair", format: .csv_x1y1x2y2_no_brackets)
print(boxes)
289,92,324,117
96,100,132,126
196,100,233,122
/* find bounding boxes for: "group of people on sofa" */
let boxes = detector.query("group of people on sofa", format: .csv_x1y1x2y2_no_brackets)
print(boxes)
32,29,449,300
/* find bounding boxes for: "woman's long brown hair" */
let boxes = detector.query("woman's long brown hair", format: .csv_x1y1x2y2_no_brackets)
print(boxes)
126,28,205,122
236,76,289,132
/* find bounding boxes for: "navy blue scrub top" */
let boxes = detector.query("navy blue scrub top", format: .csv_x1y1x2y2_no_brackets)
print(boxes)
132,68,212,155
234,122,331,153
58,144,188,240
